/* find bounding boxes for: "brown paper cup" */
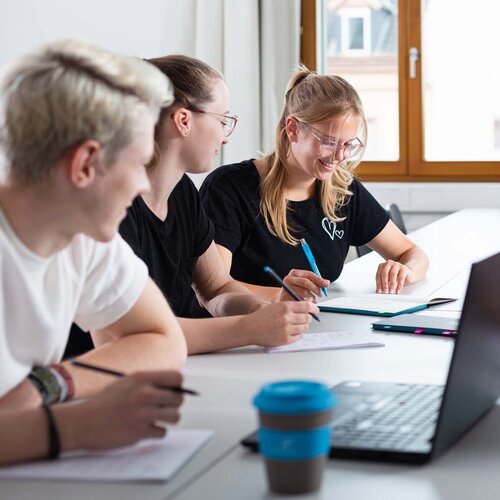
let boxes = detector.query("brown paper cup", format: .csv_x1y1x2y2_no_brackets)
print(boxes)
259,409,333,494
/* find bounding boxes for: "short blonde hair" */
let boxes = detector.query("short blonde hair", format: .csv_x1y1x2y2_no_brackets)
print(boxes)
261,67,367,245
0,38,173,184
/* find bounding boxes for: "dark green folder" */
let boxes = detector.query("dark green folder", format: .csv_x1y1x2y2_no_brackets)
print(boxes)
319,297,457,317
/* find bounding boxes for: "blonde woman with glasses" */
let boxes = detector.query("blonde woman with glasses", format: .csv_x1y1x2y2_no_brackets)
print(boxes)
201,68,428,298
97,56,319,355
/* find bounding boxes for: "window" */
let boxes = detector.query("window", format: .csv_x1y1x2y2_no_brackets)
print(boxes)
301,0,500,181
339,8,371,54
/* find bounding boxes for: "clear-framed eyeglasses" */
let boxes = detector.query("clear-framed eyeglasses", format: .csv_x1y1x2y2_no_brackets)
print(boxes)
188,107,238,137
301,122,363,159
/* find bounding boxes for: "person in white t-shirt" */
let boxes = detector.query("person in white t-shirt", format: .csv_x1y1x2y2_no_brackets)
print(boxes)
0,39,187,465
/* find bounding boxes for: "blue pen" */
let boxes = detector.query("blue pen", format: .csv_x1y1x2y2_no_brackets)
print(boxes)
299,238,328,297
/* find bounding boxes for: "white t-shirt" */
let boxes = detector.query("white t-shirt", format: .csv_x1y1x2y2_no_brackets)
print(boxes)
0,208,148,397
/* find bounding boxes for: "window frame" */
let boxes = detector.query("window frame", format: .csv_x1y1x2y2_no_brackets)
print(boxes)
300,0,500,181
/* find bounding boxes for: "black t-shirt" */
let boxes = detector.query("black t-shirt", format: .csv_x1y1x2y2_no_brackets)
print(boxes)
120,174,214,318
200,159,389,287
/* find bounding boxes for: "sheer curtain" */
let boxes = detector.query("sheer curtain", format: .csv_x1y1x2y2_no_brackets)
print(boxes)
188,0,301,177
259,0,301,155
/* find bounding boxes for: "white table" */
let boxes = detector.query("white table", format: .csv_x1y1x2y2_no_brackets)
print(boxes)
2,208,500,500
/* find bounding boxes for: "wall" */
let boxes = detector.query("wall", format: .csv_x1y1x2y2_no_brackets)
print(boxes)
0,0,261,178
364,182,500,232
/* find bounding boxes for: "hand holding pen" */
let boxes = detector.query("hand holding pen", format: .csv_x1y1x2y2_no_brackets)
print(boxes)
264,266,321,322
276,267,330,303
62,363,192,448
299,238,329,297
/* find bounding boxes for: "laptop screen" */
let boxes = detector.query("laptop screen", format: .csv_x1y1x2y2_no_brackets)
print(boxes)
433,252,500,458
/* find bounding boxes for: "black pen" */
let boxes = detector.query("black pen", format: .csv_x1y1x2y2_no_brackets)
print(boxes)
263,265,320,322
70,360,199,396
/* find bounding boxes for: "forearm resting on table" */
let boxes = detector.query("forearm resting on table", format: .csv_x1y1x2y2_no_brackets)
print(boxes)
0,403,80,466
233,280,280,302
0,407,54,465
198,287,269,317
179,316,253,354
193,243,270,315
398,245,429,284
65,332,186,399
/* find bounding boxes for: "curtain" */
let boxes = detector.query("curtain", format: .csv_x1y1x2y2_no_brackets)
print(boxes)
187,0,301,175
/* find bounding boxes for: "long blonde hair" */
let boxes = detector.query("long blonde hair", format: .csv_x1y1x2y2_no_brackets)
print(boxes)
260,67,367,245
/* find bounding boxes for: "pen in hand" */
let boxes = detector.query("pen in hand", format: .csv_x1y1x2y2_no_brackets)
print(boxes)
263,265,321,322
299,238,328,297
70,360,199,396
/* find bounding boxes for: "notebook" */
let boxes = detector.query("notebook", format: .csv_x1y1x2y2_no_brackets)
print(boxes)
0,429,213,482
242,251,500,464
264,331,384,353
318,295,457,317
372,314,459,337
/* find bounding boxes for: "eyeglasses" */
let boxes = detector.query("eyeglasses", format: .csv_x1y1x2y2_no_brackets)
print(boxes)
188,107,238,137
301,122,363,159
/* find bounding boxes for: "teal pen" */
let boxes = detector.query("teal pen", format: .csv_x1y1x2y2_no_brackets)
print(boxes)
299,238,328,297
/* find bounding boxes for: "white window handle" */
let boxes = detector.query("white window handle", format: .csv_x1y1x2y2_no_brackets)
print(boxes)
409,47,419,79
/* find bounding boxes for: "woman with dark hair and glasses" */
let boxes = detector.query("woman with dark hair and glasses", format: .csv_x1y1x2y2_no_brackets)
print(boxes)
96,55,319,355
200,68,428,299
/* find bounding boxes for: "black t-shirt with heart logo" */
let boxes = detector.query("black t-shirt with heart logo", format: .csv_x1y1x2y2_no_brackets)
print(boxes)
200,160,389,287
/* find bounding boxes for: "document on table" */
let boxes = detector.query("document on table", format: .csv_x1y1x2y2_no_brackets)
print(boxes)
265,331,384,353
0,428,213,482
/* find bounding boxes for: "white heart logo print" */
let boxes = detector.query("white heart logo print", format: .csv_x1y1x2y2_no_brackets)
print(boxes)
322,217,344,240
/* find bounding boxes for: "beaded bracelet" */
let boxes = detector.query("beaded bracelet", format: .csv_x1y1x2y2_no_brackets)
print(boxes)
28,365,75,405
28,366,61,406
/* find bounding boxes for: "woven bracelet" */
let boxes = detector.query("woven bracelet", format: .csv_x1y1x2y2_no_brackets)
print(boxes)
28,366,62,406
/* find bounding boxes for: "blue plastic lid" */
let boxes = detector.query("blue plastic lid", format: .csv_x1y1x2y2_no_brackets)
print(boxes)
253,380,336,415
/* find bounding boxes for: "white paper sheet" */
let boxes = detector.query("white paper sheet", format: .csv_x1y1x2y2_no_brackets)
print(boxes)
0,428,212,482
265,331,384,353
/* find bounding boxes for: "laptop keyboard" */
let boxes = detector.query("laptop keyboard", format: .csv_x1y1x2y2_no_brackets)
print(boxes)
332,384,444,451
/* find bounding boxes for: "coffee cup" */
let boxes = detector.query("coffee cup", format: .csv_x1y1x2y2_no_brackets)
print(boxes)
253,380,335,494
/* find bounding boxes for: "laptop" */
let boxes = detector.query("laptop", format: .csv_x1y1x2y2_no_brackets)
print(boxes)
242,251,500,464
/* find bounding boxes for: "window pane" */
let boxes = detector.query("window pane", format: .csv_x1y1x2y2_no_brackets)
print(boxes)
348,18,364,50
322,0,399,161
422,0,500,161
